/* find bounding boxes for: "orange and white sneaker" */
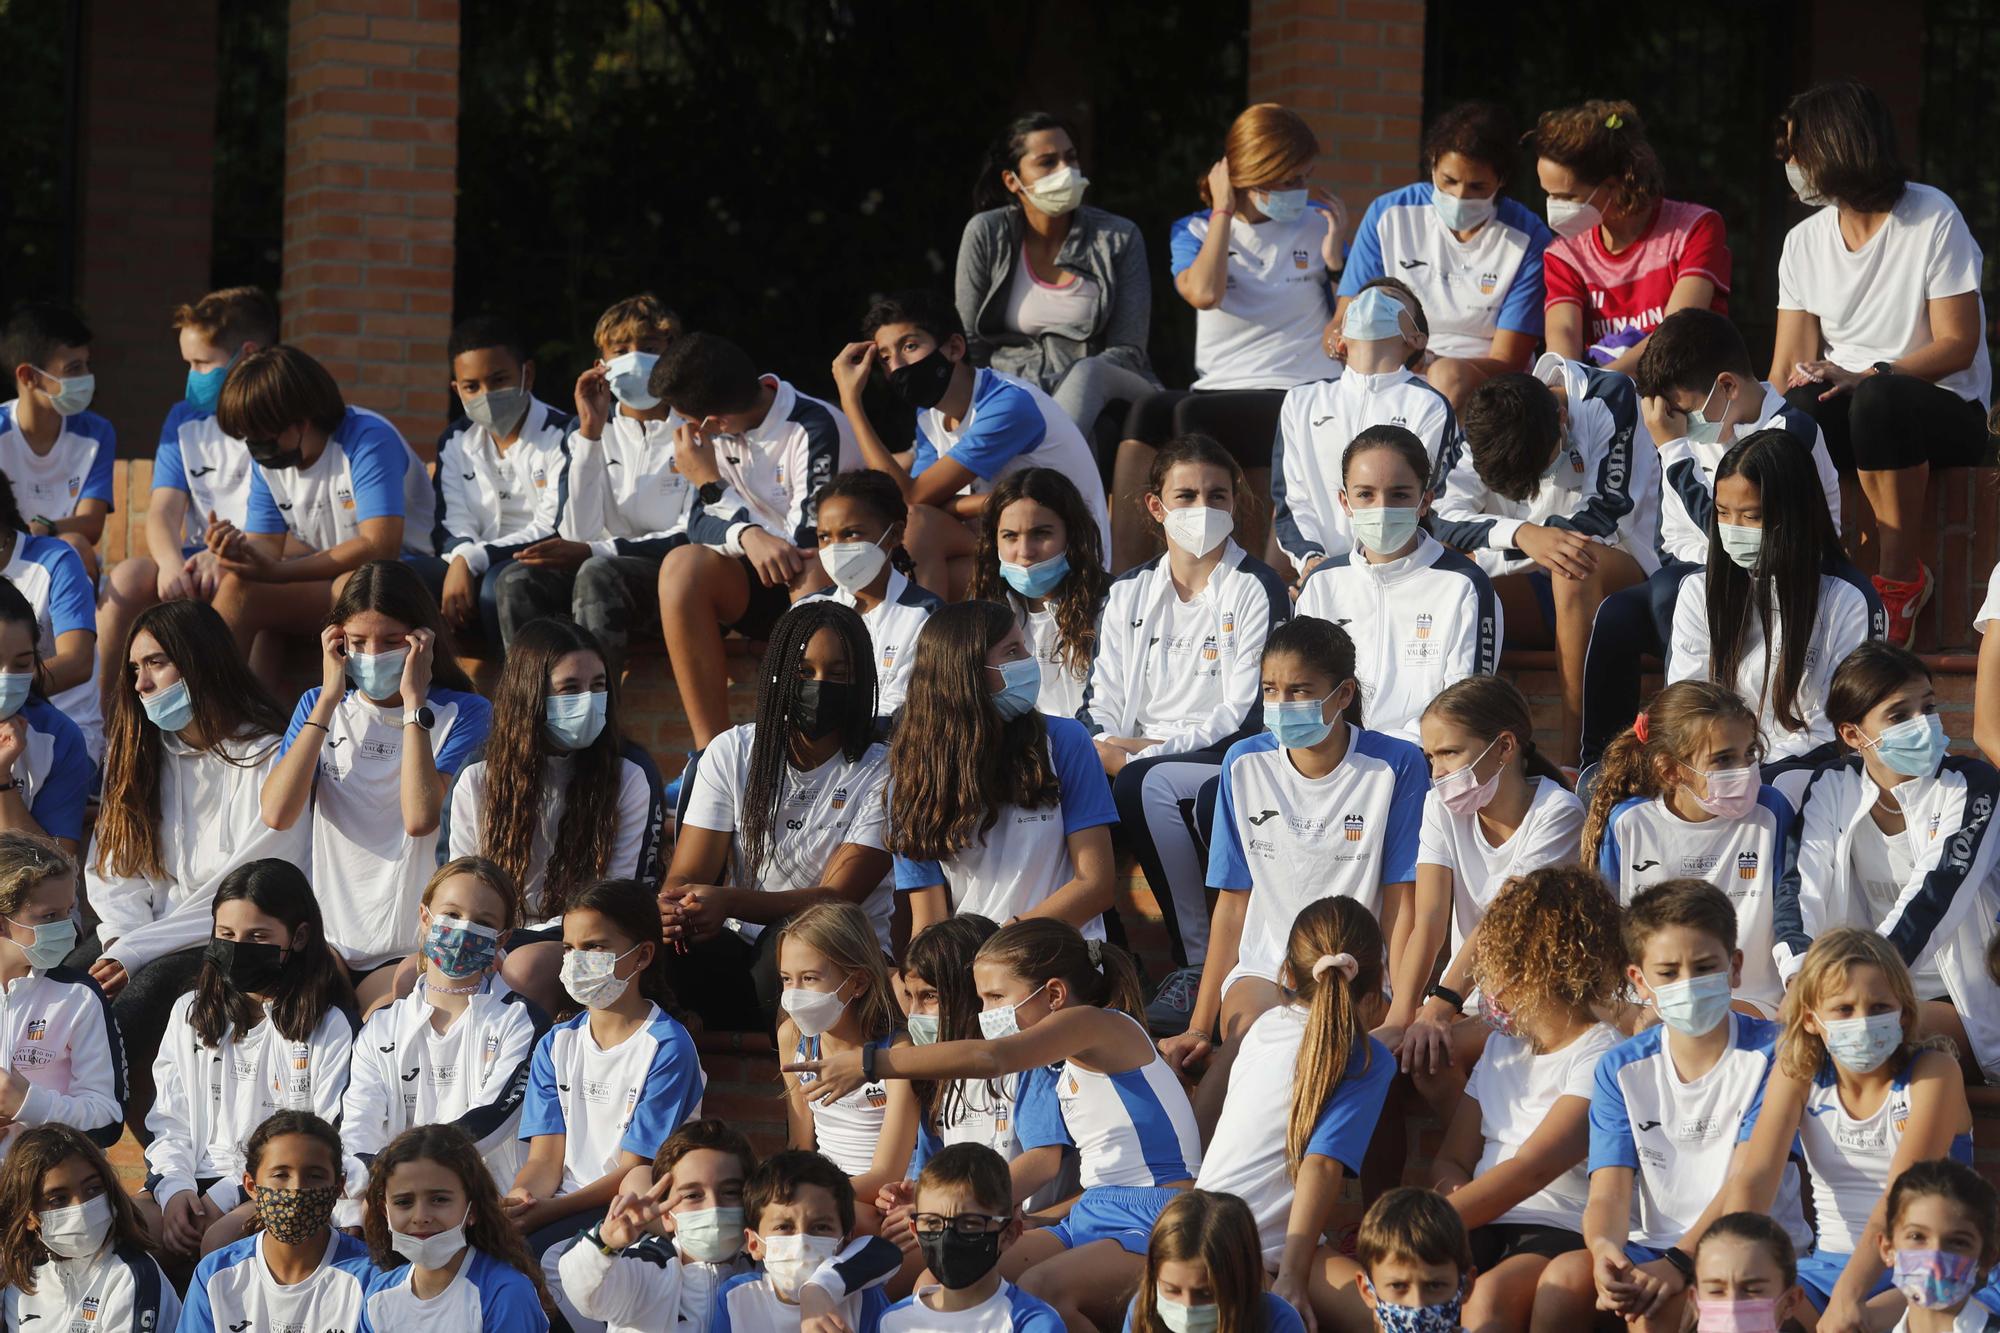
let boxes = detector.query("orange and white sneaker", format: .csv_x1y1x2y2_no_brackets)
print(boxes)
1872,563,1934,649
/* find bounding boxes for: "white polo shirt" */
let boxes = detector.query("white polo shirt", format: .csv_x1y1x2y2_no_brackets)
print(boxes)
520,1004,704,1194
1169,204,1340,390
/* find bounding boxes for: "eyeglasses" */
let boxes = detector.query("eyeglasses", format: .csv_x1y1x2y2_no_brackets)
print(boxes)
911,1212,1007,1237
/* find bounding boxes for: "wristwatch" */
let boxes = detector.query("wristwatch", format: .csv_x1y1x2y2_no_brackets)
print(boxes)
403,705,435,731
1873,360,1895,378
1424,983,1465,1011
1662,1246,1695,1282
697,480,726,505
861,1043,878,1082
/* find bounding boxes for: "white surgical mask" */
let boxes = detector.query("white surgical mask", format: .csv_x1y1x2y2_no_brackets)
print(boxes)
1546,187,1603,239
820,535,889,593
32,368,96,417
906,1012,941,1045
780,980,850,1037
1347,504,1421,556
36,1193,112,1261
1157,1293,1222,1333
560,943,641,1009
602,351,662,409
977,984,1046,1040
1024,165,1089,217
1432,189,1496,233
673,1205,745,1263
760,1231,840,1299
390,1208,470,1270
1161,505,1233,558
1717,523,1762,570
1785,161,1829,207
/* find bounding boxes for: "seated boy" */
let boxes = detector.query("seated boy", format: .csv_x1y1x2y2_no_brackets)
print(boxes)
831,289,1109,598
1577,306,1846,765
0,301,115,577
1430,354,1658,764
882,1143,1061,1331
1534,880,1808,1333
1273,278,1459,582
1353,1186,1475,1333
714,1148,902,1332
649,331,858,748
425,314,574,654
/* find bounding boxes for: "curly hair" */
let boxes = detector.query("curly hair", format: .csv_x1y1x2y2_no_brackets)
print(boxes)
1532,98,1665,219
1469,865,1624,1037
965,467,1107,684
363,1124,553,1312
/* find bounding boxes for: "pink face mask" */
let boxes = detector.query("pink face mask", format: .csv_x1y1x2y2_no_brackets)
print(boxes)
1694,1297,1782,1333
1432,737,1502,817
1680,761,1760,821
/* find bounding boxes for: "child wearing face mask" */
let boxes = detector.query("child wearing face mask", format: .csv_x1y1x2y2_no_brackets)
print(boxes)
0,466,104,763
1785,643,2000,1084
1354,1187,1474,1333
260,560,491,1014
1124,1189,1306,1333
342,858,549,1195
509,878,704,1325
1880,1160,2000,1332
1720,929,1974,1327
1666,428,1882,772
1274,279,1460,582
798,470,940,721
1585,681,1794,1017
1689,1212,1809,1333
361,1123,552,1330
142,859,357,1259
180,1111,375,1331
0,580,89,858
882,1143,1061,1331
0,1124,178,1330
1294,425,1501,740
1084,434,1291,1024
713,1149,903,1333
774,902,918,1230
1533,882,1808,1333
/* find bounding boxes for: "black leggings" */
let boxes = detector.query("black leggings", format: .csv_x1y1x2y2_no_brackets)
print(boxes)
659,925,784,1035
116,946,208,1141
1124,388,1286,470
1784,372,1987,474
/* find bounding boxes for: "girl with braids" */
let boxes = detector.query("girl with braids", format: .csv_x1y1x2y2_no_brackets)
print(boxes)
799,469,941,719
666,600,893,1031
0,470,101,760
261,559,491,1010
785,918,1198,1330
361,1123,552,1330
0,579,90,854
1194,898,1397,1330
1399,675,1583,1108
890,599,1117,942
1666,428,1883,766
447,615,663,1012
142,859,355,1259
86,599,303,1109
774,902,917,1226
1588,680,1795,1017
966,465,1109,721
1428,865,1624,1330
0,1124,178,1330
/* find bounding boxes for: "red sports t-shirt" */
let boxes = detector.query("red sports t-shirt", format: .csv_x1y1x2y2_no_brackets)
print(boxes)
1544,198,1731,354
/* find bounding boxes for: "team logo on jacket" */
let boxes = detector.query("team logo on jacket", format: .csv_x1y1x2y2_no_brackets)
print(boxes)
1221,611,1235,635
1292,249,1311,270
80,1294,100,1320
1414,613,1433,640
1201,635,1219,663
831,786,848,811
775,464,787,489
23,1018,45,1042
1479,270,1500,295
881,645,897,669
1344,814,1365,842
533,465,548,489
1928,812,1942,840
66,476,81,498
483,1033,501,1065
1736,852,1759,880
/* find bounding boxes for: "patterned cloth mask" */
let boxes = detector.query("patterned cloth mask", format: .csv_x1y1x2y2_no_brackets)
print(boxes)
254,1184,340,1244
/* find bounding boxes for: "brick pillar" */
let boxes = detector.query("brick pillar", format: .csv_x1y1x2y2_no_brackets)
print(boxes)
1247,0,1427,223
75,0,219,456
281,0,459,455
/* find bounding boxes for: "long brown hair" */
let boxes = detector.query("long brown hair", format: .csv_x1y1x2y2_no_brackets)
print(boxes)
967,467,1107,683
1129,1191,1266,1333
903,914,1000,1128
775,902,899,1043
478,617,623,917
362,1124,553,1312
97,600,288,880
1582,680,1757,864
0,1125,148,1292
325,560,472,694
974,919,1145,1026
1284,898,1383,1175
888,601,1058,859
191,859,354,1048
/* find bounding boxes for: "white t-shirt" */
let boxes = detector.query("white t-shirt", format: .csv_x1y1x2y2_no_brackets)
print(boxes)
1169,205,1340,390
882,1279,1063,1332
1798,1056,1971,1253
0,404,115,522
797,570,942,718
1417,777,1585,975
1019,599,1090,721
243,405,436,556
1006,243,1101,339
1980,562,2000,635
520,1004,705,1195
448,750,662,920
680,723,892,945
1850,817,1945,995
1777,182,1991,407
363,1245,549,1332
1466,1023,1623,1228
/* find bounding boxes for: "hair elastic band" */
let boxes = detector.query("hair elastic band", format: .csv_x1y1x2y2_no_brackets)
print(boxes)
1632,711,1650,743
1605,112,1624,130
1086,938,1105,972
1312,952,1359,982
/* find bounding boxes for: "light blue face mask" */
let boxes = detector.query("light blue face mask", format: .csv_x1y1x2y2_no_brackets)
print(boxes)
545,689,608,751
1817,1010,1901,1074
1684,376,1733,446
1867,712,1947,779
1648,971,1733,1038
0,671,31,721
1000,552,1070,600
6,914,75,971
1268,694,1335,749
33,368,95,417
602,351,661,409
989,657,1041,721
141,678,195,733
346,647,409,702
906,1012,940,1045
1342,286,1412,342
1253,187,1308,223
1347,504,1421,556
1717,522,1762,571
1431,189,1496,233
1156,1293,1221,1333
184,355,235,414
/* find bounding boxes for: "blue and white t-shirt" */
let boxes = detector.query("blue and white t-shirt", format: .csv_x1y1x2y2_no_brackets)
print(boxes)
180,1230,376,1333
1207,724,1427,984
520,1003,704,1194
1338,183,1551,360
1589,1012,1809,1251
0,403,115,522
1169,204,1340,390
711,1270,890,1333
883,1280,1063,1332
244,405,436,556
363,1246,550,1332
892,716,1118,939
8,695,91,845
156,399,258,550
1016,1012,1201,1188
280,685,491,969
4,532,103,760
1798,1051,1974,1254
914,367,1110,556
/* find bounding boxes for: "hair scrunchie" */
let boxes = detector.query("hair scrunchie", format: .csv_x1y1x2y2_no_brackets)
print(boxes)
1311,952,1359,982
1086,938,1105,972
1632,711,1650,743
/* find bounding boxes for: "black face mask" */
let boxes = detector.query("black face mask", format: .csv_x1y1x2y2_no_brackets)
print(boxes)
247,438,304,471
792,679,859,741
917,1226,1003,1290
205,936,290,993
887,351,955,410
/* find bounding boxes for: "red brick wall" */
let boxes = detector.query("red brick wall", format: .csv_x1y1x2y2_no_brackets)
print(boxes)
1247,0,1427,223
76,0,219,457
281,0,460,456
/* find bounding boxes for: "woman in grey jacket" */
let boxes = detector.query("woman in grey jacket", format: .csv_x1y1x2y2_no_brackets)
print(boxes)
954,111,1157,454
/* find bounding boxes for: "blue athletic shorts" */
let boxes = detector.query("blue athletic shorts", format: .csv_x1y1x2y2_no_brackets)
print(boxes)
1045,1185,1183,1255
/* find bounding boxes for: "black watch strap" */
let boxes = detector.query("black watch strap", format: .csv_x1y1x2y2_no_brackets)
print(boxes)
1873,360,1895,378
1424,983,1465,1010
861,1042,877,1082
1663,1246,1695,1281
697,480,725,505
